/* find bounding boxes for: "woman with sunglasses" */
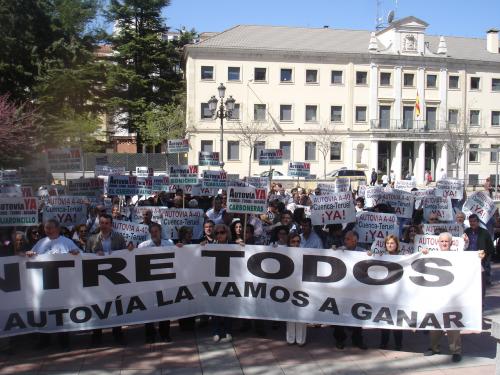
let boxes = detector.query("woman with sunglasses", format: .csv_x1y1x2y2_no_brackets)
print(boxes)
286,232,308,346
26,226,41,248
211,224,234,343
73,224,89,251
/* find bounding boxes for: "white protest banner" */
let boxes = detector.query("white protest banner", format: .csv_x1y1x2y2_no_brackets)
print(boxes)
19,167,50,187
423,196,453,222
137,177,153,196
0,197,38,226
355,212,399,243
161,209,204,240
310,192,355,225
151,176,170,193
258,149,283,166
246,177,269,189
0,246,482,337
43,196,87,227
169,165,199,185
190,184,217,196
108,176,138,196
112,220,150,247
198,151,220,166
370,238,415,255
94,165,126,177
462,191,496,224
167,139,189,153
66,178,104,197
227,181,267,214
202,170,227,189
421,224,464,237
288,162,310,177
413,188,436,210
46,148,82,172
394,180,416,192
136,166,153,177
0,170,20,184
436,179,464,200
414,234,465,252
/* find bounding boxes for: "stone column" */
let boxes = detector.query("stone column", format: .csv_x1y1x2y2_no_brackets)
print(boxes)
416,141,426,184
391,141,403,180
370,140,379,172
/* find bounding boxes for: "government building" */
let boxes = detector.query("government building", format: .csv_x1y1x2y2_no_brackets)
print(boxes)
184,16,500,185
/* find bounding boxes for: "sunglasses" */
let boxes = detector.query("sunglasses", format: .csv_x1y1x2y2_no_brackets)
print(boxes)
215,231,226,235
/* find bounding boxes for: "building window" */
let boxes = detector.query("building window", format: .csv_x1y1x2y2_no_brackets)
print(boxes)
254,68,267,82
492,111,500,126
280,141,291,160
491,145,500,162
280,105,292,121
201,66,214,80
449,76,459,89
306,69,318,83
468,174,479,185
355,106,367,122
227,141,239,160
380,72,391,86
403,73,414,87
331,70,343,85
426,74,437,88
201,103,212,119
448,109,459,125
253,141,265,161
254,104,266,121
305,105,318,122
356,71,367,85
280,68,293,82
469,144,479,162
230,104,240,120
330,142,342,161
228,67,240,81
493,78,500,92
201,140,213,153
470,77,480,90
305,142,316,161
469,110,480,126
330,106,342,122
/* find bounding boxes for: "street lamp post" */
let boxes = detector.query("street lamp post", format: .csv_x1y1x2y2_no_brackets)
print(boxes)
208,83,235,168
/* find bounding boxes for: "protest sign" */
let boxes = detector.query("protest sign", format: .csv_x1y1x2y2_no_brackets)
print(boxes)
202,170,227,189
355,212,399,243
151,176,170,193
413,188,436,210
0,246,481,337
288,162,310,177
357,184,366,198
136,167,153,177
370,238,415,255
462,191,496,224
0,197,38,226
43,196,87,227
246,177,269,189
94,165,126,177
108,176,138,196
365,187,414,219
0,186,22,198
334,178,351,193
423,196,453,222
19,167,50,187
414,234,465,252
169,165,199,185
421,223,464,237
167,139,190,153
365,186,386,207
66,178,104,197
46,148,82,172
137,177,153,196
310,192,355,225
258,149,283,166
199,151,220,166
227,181,267,214
190,184,217,196
112,220,150,247
161,209,204,240
95,156,108,166
394,180,416,192
436,179,464,200
132,206,166,224
0,170,20,184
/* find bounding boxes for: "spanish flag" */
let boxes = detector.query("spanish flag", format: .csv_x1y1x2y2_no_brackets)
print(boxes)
415,91,421,118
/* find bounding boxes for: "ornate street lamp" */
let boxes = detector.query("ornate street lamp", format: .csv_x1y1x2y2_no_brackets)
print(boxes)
209,83,235,168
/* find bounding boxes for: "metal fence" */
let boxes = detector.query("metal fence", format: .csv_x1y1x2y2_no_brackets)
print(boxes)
82,153,188,173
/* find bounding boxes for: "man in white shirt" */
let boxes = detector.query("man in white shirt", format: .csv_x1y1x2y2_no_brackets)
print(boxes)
28,219,80,255
299,218,323,249
205,196,225,224
138,222,174,248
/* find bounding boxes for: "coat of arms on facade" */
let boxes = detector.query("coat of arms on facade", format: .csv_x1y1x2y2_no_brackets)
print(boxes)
403,34,417,52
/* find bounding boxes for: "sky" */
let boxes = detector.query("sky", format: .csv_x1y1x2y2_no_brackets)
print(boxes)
161,0,500,39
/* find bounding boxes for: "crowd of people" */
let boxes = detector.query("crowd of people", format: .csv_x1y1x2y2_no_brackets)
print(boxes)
0,180,496,363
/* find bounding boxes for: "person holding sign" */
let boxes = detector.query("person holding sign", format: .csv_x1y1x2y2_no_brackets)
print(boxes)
465,214,494,290
286,232,308,346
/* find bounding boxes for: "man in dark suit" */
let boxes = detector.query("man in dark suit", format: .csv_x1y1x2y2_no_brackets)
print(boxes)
465,213,494,289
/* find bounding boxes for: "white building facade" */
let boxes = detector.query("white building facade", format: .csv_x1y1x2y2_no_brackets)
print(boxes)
184,17,500,185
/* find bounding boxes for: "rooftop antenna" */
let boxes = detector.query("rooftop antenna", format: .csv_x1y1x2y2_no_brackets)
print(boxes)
376,0,398,30
375,0,383,30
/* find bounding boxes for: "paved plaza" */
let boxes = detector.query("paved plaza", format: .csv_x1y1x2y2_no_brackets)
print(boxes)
1,265,499,375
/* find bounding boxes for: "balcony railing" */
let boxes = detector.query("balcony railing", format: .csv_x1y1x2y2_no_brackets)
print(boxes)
369,119,449,131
